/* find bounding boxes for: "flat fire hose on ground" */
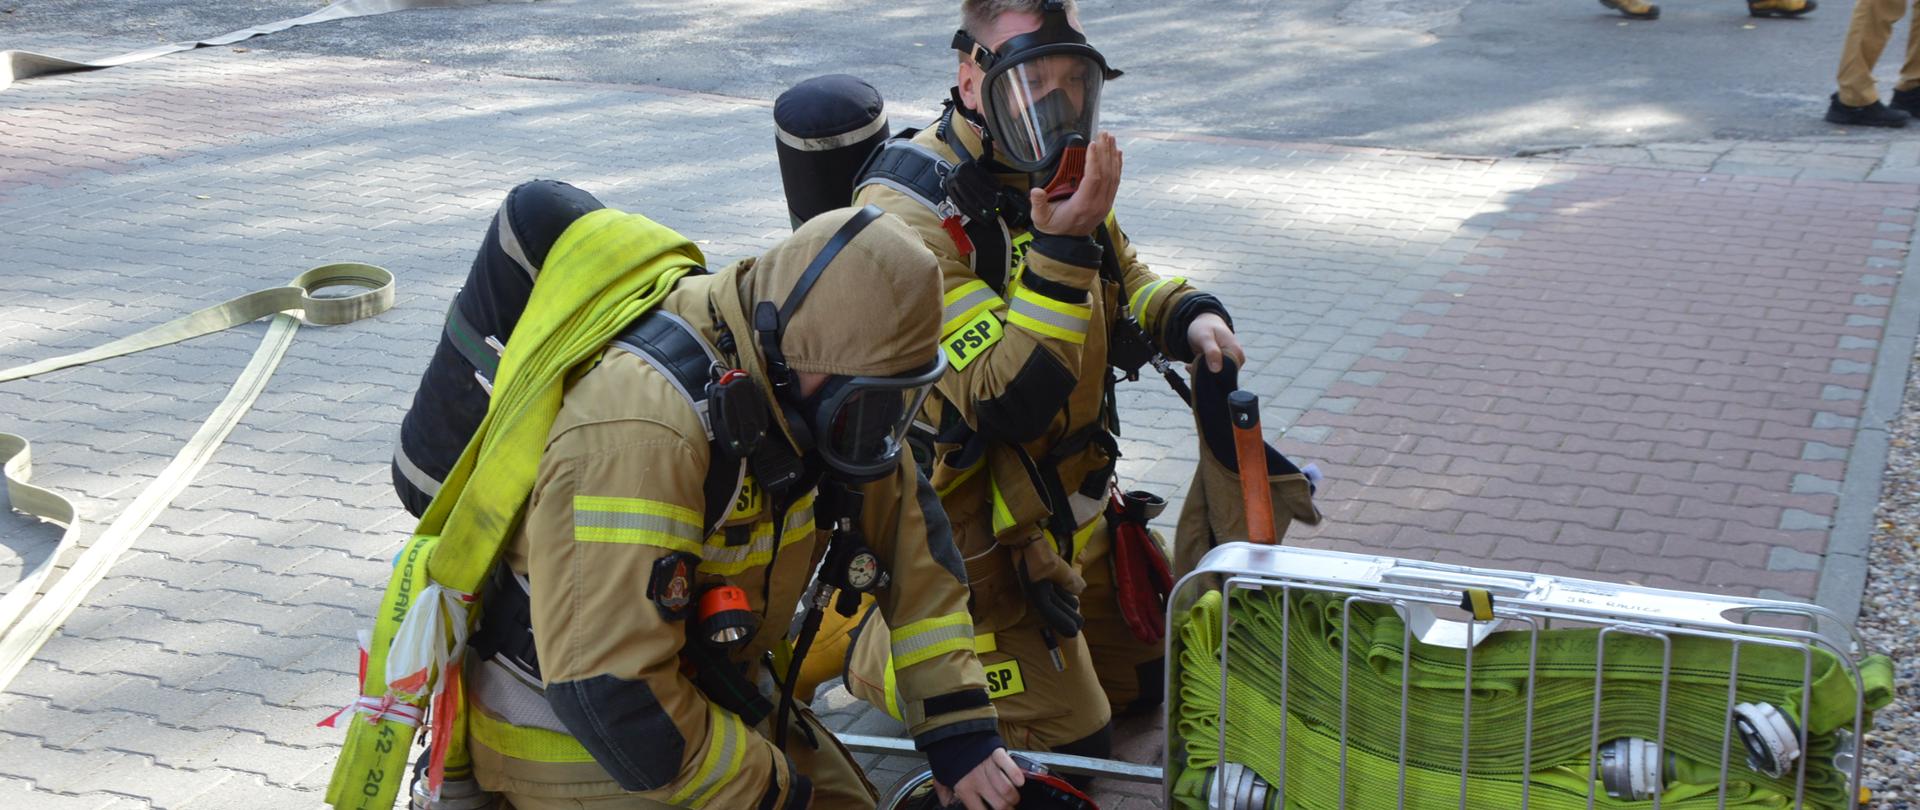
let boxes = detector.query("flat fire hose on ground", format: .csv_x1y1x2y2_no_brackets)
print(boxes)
0,264,393,692
1169,588,1898,809
1,0,538,93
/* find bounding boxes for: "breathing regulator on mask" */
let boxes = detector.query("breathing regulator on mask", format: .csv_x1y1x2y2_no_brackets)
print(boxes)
946,0,1122,210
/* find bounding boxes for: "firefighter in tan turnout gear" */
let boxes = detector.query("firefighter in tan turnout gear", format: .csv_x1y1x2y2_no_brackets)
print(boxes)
463,198,1027,809
835,0,1246,767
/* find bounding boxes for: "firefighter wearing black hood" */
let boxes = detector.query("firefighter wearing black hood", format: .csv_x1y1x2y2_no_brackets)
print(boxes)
835,0,1244,765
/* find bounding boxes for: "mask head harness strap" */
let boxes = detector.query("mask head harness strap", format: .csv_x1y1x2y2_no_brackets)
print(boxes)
949,1,1121,197
949,0,1122,81
754,205,886,397
753,205,887,448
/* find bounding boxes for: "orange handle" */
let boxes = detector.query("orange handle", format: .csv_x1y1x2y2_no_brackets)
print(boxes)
1228,390,1275,544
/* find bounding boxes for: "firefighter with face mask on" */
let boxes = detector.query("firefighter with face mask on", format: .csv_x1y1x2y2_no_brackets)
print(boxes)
336,191,1030,810
828,0,1246,771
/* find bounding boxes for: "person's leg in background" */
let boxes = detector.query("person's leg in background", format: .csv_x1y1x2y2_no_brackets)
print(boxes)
1888,0,1920,113
1831,0,1914,126
1747,0,1818,20
1598,0,1661,21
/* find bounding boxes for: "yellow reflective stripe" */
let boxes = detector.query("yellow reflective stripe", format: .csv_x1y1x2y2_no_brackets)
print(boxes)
1045,511,1105,565
1007,286,1090,344
1128,276,1187,334
941,281,1002,336
468,703,596,763
1013,283,1090,319
890,612,976,669
573,496,704,553
672,702,748,807
700,493,816,575
880,647,905,722
973,632,996,655
989,476,1017,535
1009,231,1033,286
936,463,982,498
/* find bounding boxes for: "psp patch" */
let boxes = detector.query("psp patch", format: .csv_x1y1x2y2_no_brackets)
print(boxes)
943,312,1005,371
647,552,698,620
728,476,764,523
983,659,1025,700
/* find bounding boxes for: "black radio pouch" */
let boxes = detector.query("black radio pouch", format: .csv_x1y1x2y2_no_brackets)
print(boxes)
708,371,769,461
1108,314,1157,381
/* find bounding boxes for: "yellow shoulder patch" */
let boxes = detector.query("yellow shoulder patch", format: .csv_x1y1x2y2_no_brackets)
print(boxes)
942,311,1004,371
728,476,763,522
983,659,1025,699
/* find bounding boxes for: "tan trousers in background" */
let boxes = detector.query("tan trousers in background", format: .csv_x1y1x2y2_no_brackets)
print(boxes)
1838,0,1920,106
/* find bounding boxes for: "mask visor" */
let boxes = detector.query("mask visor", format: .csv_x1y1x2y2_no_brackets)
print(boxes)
983,51,1104,173
810,354,947,482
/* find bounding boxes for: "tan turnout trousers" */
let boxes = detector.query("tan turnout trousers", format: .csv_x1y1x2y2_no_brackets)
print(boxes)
1838,0,1920,105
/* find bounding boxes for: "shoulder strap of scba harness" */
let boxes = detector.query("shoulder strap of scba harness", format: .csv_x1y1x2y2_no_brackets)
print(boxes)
607,312,745,537
855,133,1015,296
853,128,1129,301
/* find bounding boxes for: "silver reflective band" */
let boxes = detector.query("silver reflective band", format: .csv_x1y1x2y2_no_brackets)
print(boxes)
574,509,704,541
1008,296,1090,334
888,620,974,667
680,709,744,803
392,443,445,498
496,194,539,281
777,114,891,152
943,285,1001,327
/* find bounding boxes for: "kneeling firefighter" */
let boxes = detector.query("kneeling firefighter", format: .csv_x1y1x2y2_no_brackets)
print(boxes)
325,183,1028,810
773,0,1321,772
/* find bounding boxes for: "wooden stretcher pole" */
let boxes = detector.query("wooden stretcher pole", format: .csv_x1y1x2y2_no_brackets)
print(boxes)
1227,390,1275,544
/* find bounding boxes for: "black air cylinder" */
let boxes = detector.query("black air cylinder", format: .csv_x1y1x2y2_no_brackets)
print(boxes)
775,75,889,229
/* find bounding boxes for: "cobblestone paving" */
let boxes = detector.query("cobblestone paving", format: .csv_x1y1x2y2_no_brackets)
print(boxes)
0,47,1912,807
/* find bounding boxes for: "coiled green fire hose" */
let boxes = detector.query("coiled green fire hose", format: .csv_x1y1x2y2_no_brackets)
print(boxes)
1170,589,1896,809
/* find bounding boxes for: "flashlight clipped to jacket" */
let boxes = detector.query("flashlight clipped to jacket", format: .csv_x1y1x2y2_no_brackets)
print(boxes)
696,584,758,650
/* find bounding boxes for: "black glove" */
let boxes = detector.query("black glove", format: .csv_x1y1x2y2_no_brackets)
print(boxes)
1018,556,1084,638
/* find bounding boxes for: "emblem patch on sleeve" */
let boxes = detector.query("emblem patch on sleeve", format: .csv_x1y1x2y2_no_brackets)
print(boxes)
647,552,698,620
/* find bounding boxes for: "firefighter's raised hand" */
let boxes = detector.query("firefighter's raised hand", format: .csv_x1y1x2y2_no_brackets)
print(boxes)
1028,132,1122,238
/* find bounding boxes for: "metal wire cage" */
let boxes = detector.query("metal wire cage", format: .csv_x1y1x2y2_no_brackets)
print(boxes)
1164,544,1897,810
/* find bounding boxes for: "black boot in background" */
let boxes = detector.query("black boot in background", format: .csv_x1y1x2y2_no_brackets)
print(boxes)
1826,94,1910,128
1891,87,1920,117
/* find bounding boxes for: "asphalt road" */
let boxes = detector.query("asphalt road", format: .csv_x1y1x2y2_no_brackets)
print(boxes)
0,0,1910,160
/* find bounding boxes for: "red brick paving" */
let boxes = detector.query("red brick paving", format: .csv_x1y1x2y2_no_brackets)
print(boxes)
1290,167,1920,598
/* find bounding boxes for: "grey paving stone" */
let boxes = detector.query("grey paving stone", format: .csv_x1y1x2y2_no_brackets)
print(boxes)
1780,509,1832,531
1767,546,1823,572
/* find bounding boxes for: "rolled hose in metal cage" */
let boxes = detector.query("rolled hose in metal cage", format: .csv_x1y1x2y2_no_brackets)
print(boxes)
1169,589,1897,809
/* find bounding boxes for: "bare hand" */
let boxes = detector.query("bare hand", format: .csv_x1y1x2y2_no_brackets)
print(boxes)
1028,132,1122,238
932,748,1025,809
1187,312,1244,373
